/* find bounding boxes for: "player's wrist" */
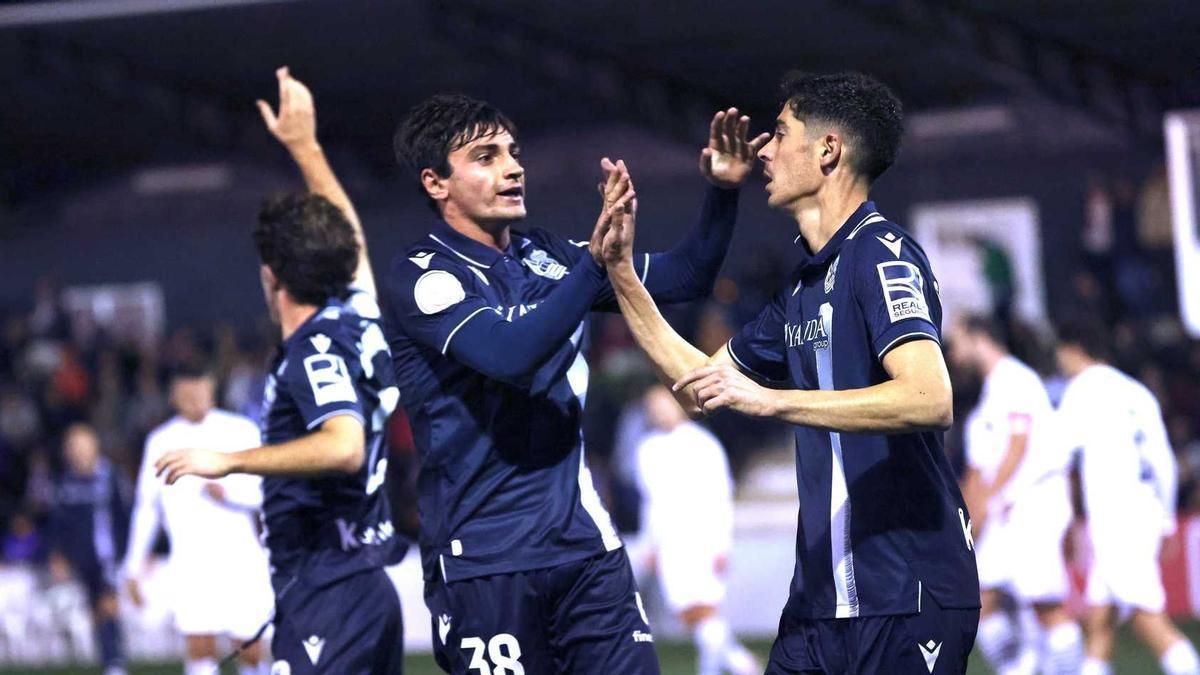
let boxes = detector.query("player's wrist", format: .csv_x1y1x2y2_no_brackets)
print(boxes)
286,139,323,160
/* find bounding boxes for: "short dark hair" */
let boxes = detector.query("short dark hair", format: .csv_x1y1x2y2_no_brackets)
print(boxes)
1055,318,1110,361
393,94,517,213
960,313,1006,347
168,360,213,383
778,71,904,182
254,193,358,306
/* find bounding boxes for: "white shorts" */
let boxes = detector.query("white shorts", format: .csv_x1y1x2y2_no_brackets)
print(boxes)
169,557,274,638
975,491,1071,602
1086,526,1165,613
656,540,726,613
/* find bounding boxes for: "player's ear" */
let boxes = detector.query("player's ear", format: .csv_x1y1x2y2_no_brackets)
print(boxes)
819,132,841,174
421,168,449,203
259,264,278,291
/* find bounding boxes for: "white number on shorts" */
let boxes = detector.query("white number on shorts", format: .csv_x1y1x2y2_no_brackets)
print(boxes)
460,634,524,675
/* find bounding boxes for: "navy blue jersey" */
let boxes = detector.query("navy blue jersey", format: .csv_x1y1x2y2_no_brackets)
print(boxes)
383,188,739,583
260,288,405,590
50,458,131,569
728,202,979,619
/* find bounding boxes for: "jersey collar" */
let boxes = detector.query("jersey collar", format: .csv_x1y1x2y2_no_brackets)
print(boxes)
429,220,515,269
794,200,881,272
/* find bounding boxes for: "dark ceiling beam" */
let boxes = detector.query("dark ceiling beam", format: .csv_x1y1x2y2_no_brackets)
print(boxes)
843,0,1169,142
428,0,753,143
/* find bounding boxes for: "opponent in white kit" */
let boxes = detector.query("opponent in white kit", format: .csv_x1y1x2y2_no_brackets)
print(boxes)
1055,320,1200,675
950,315,1081,675
634,385,758,675
123,365,273,675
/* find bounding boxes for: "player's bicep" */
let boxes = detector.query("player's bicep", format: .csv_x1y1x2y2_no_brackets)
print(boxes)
881,340,952,427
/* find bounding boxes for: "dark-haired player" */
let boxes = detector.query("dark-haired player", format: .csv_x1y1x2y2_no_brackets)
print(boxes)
155,69,404,674
1055,320,1199,675
384,94,766,673
597,71,980,673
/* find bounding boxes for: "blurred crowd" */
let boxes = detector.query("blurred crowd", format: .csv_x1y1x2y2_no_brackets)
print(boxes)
2,167,1199,570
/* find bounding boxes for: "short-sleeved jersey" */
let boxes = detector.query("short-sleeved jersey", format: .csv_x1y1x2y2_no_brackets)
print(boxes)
383,221,636,582
1057,364,1177,535
727,201,979,619
259,288,405,591
965,356,1069,505
124,410,266,579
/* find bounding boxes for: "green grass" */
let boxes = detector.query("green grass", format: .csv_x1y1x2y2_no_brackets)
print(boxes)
4,622,1197,673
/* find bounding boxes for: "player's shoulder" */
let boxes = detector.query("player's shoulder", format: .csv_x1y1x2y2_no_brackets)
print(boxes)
388,235,483,295
516,226,585,254
994,356,1043,390
208,408,258,433
846,216,927,259
145,416,185,448
286,309,361,364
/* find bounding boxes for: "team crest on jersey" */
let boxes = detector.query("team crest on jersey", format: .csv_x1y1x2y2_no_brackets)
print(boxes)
877,261,930,323
824,255,840,294
522,249,568,280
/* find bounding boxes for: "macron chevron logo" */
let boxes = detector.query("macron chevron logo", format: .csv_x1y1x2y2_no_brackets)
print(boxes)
876,232,904,259
302,635,325,665
919,640,942,673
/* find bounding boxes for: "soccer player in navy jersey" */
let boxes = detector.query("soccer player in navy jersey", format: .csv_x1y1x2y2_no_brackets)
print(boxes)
597,71,980,674
383,94,766,673
155,69,405,674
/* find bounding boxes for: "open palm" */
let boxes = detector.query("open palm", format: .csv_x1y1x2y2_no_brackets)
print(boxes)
700,107,771,189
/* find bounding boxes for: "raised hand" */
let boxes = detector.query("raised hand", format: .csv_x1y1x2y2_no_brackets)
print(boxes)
257,66,317,151
589,157,636,265
700,107,771,189
154,448,233,486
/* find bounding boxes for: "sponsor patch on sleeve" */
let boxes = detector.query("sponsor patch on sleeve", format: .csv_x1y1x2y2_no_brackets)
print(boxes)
413,270,467,315
303,352,358,406
876,260,931,323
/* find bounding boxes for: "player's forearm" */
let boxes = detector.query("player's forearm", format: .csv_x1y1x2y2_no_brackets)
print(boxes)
768,377,952,433
450,255,608,385
228,426,363,476
121,502,160,577
286,141,375,294
988,435,1028,496
610,260,711,412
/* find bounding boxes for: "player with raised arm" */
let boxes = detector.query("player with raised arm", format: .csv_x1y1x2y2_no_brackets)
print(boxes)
154,68,405,675
123,364,272,675
1055,320,1200,675
948,315,1081,675
597,71,980,674
383,94,766,673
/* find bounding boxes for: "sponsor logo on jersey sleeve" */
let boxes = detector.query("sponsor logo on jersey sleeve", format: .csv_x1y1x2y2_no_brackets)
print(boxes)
877,260,931,323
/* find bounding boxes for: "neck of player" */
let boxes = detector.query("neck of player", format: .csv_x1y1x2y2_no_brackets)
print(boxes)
277,294,319,342
442,204,513,252
792,173,870,253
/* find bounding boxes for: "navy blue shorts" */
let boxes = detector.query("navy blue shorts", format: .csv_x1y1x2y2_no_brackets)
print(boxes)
270,568,403,675
424,548,659,674
765,588,979,674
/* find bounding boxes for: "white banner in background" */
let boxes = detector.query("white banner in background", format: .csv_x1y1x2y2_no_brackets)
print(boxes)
911,198,1045,325
1165,110,1200,338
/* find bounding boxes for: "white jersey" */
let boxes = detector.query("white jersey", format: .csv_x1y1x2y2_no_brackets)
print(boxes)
1058,364,1178,539
635,421,734,553
965,356,1069,505
124,410,267,579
